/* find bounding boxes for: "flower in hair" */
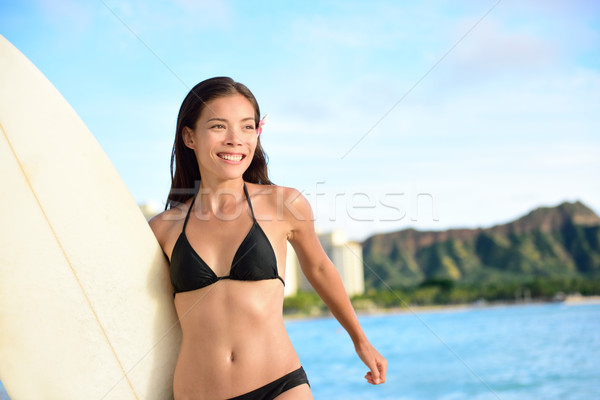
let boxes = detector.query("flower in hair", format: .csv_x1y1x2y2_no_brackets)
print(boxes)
257,114,268,136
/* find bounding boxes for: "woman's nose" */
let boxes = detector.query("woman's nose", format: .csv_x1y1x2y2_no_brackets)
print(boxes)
224,128,243,146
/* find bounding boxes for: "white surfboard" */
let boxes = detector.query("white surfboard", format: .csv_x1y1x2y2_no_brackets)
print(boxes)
0,35,181,399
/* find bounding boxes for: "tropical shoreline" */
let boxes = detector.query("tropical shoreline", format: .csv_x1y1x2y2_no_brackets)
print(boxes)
283,295,600,320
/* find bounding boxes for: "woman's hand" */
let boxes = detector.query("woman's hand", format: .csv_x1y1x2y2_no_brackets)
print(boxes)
355,339,387,385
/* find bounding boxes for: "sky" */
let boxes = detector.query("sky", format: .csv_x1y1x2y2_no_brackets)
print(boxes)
1,0,599,241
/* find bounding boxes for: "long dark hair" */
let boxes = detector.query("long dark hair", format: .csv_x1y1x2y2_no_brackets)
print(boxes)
165,77,273,210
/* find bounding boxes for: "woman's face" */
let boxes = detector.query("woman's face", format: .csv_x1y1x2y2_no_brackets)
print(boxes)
184,94,258,182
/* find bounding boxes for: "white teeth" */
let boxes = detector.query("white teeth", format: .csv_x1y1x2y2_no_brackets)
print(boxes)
219,153,243,162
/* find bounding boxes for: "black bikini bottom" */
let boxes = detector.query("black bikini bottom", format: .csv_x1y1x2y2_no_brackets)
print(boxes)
227,366,310,400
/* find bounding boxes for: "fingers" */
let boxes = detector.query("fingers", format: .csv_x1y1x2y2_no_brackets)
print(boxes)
365,371,378,385
369,361,382,384
378,357,387,383
364,358,387,385
355,340,387,385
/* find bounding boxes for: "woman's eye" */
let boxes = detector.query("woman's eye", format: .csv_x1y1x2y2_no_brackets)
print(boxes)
211,124,225,129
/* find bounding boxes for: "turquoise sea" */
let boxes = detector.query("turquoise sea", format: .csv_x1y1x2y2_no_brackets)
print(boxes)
286,302,600,400
1,303,598,399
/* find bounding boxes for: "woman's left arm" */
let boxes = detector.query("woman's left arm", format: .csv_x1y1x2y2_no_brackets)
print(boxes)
284,188,387,384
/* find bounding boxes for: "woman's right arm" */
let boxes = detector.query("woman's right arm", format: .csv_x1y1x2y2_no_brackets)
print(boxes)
149,210,177,259
149,213,166,247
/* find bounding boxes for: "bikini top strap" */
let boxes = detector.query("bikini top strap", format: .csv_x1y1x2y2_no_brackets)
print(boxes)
182,189,199,232
243,182,256,222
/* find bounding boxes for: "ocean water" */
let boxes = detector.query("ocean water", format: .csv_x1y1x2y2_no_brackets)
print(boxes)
286,303,600,400
1,303,598,399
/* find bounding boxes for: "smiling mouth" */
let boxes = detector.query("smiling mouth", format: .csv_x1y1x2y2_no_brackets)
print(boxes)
218,153,245,162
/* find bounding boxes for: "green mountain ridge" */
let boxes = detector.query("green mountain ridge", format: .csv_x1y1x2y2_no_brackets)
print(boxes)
362,201,600,289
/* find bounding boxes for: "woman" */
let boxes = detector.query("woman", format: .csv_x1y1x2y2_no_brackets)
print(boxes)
150,77,386,400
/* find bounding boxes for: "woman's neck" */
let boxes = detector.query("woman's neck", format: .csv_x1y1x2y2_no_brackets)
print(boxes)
195,177,247,218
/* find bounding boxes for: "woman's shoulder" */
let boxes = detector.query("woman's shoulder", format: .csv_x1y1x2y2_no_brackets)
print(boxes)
246,183,305,203
148,203,189,242
246,183,313,220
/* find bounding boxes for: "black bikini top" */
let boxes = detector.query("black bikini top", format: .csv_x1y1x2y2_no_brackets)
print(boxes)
170,183,284,295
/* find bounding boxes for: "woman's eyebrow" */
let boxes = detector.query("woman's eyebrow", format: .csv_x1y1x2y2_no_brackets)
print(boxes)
206,117,255,123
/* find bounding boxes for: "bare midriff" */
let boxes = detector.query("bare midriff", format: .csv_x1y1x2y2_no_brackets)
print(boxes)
172,279,300,400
